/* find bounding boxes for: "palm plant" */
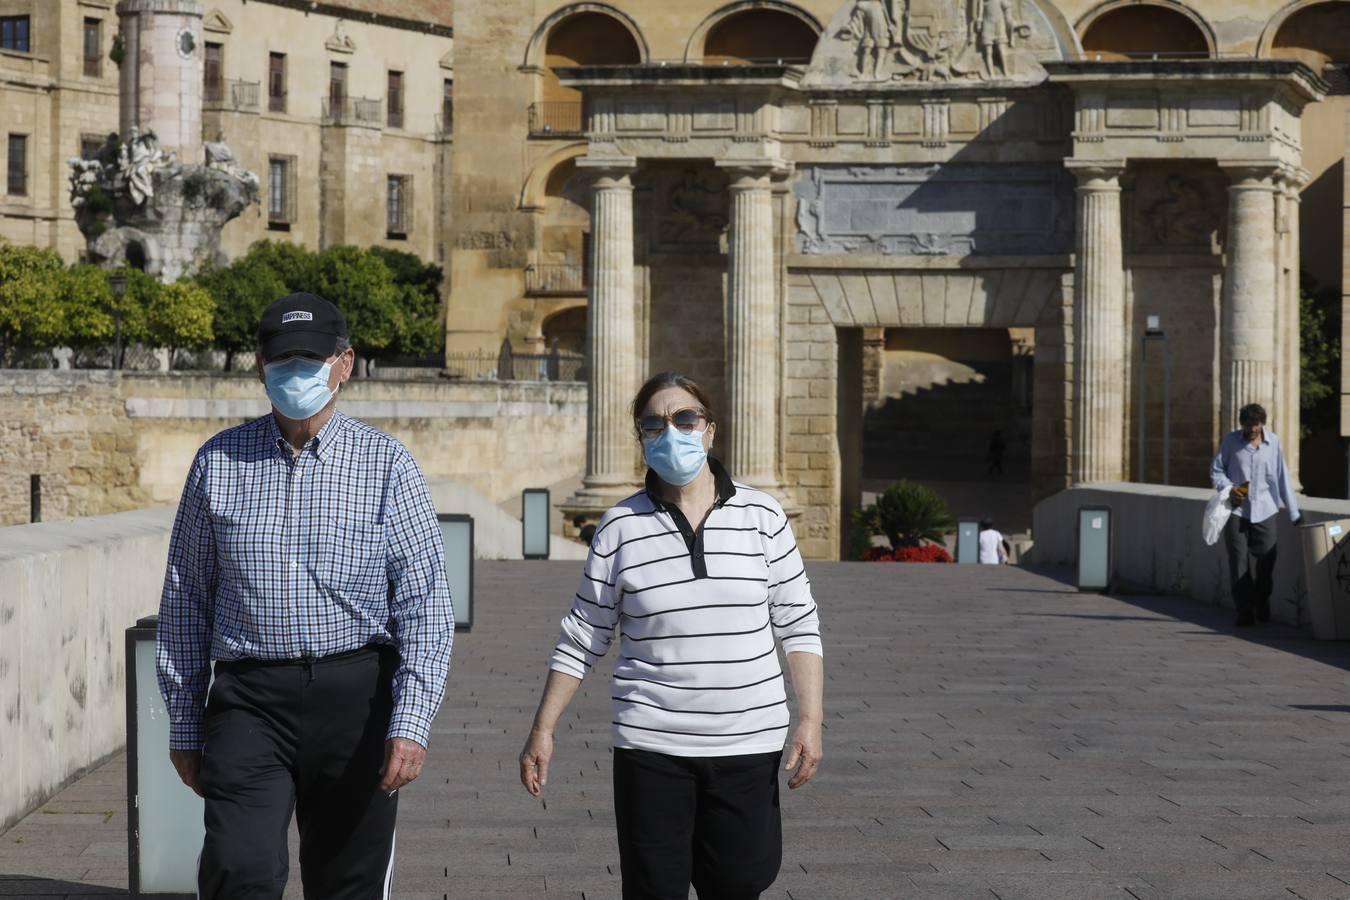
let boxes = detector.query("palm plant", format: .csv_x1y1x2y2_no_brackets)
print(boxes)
856,480,954,550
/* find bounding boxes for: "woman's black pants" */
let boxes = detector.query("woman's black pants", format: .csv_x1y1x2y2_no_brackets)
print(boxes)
196,646,399,899
613,747,783,900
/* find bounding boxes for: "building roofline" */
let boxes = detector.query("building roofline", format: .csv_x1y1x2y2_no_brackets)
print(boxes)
249,0,452,38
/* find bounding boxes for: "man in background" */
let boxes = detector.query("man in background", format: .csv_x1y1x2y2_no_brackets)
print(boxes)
1210,403,1301,627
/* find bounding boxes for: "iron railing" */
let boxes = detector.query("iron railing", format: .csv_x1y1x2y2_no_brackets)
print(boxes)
436,108,454,136
322,96,383,126
528,102,583,137
268,90,287,113
444,348,586,382
204,79,260,112
525,263,587,296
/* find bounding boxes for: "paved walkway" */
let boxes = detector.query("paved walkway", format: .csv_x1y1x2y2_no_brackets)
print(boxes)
5,562,1350,899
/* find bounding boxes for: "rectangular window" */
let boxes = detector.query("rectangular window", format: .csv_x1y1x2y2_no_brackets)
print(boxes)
328,61,347,112
7,134,28,196
83,18,101,78
386,174,411,238
267,154,297,229
204,42,223,102
441,78,453,134
386,70,403,129
80,133,104,160
0,15,30,52
268,52,286,113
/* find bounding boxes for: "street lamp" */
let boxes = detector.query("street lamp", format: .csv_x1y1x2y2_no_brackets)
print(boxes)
1137,315,1172,485
108,270,128,371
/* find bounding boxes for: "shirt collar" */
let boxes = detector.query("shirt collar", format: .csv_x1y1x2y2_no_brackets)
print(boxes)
645,456,738,510
265,407,348,461
1234,427,1270,447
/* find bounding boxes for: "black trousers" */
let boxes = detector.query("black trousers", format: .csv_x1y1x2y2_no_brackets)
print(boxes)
613,748,783,900
1224,515,1278,618
197,646,399,900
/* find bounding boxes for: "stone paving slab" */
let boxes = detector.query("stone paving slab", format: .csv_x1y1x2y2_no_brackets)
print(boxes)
5,562,1350,899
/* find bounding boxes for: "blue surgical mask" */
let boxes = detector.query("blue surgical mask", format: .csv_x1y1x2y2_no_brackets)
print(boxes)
643,425,708,486
264,356,336,420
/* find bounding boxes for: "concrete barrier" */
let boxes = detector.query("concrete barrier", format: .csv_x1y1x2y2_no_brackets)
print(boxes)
0,507,175,833
1032,482,1350,626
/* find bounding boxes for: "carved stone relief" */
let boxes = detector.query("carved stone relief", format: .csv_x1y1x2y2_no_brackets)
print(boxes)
650,167,730,254
804,0,1065,88
794,164,1073,256
1127,165,1226,255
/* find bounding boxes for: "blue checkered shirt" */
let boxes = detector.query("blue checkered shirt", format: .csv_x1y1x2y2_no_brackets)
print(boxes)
156,410,453,751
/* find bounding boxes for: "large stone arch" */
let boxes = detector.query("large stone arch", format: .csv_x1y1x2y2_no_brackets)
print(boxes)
792,268,1064,329
519,143,589,211
683,1,823,63
1077,0,1217,59
521,3,650,69
1257,0,1350,59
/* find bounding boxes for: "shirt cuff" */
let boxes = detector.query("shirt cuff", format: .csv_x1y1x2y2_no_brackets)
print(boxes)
781,635,824,656
169,719,205,752
386,714,431,749
549,647,590,679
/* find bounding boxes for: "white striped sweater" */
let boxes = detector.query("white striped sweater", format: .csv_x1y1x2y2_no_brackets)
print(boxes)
549,460,823,757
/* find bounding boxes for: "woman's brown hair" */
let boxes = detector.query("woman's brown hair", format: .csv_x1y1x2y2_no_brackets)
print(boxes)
631,372,716,438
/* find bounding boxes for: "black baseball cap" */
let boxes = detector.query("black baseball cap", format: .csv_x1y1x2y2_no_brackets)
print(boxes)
258,293,348,362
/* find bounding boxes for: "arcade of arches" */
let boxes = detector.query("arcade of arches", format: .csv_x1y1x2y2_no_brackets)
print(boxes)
448,0,1350,557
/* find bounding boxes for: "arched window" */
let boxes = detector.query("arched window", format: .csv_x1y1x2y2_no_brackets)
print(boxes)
703,9,819,64
1271,1,1350,69
1080,4,1211,60
543,12,641,102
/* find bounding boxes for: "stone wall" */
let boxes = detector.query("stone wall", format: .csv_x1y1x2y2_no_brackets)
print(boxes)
0,371,587,528
1032,482,1350,626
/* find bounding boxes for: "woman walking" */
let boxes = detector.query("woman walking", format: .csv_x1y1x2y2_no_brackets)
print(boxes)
519,372,825,900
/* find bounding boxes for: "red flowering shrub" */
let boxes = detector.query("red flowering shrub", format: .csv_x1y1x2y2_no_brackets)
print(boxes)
891,543,954,564
861,546,894,562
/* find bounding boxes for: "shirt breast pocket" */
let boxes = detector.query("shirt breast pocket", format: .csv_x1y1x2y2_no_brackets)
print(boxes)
324,516,386,593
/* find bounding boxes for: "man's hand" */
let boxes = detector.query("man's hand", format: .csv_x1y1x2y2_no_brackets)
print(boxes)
170,749,204,798
784,719,823,790
379,738,426,793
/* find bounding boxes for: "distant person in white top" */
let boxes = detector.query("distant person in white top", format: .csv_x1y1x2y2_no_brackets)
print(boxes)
519,371,825,900
978,518,1009,565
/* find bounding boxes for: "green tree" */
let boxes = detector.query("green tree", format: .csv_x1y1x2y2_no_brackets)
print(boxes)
855,481,954,550
245,239,319,293
312,245,402,365
0,243,63,361
60,265,116,349
145,281,214,361
196,254,287,369
1300,274,1340,439
370,246,445,358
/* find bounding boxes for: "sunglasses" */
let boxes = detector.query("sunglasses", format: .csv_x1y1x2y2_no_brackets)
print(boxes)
636,407,709,439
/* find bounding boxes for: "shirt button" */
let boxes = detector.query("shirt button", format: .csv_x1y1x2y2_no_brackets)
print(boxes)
291,561,298,569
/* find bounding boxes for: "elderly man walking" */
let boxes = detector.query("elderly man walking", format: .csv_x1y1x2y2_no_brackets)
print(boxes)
1210,403,1301,628
156,293,454,898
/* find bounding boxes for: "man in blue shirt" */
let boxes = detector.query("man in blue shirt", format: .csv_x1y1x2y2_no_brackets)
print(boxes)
157,293,453,898
1209,403,1301,627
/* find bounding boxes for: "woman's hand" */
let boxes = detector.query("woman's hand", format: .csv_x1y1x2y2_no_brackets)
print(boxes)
519,727,554,797
784,718,823,789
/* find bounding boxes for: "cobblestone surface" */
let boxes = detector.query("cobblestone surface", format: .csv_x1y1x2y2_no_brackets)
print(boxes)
5,561,1350,898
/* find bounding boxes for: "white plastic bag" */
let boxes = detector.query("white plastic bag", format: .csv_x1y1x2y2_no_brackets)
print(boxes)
1202,486,1232,546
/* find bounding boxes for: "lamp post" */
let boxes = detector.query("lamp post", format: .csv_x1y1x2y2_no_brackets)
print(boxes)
108,270,128,371
1136,315,1172,485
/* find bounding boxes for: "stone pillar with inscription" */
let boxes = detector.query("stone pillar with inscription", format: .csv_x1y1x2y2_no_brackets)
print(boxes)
1068,163,1127,484
1219,165,1280,432
1276,169,1307,487
722,167,782,491
568,160,642,513
117,0,205,164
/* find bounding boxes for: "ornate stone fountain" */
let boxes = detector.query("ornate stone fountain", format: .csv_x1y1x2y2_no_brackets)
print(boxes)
67,0,257,282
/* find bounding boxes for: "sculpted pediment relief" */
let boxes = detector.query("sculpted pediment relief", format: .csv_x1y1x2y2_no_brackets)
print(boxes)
804,0,1066,89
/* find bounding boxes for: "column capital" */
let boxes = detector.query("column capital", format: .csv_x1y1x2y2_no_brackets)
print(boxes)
715,158,792,187
1065,159,1126,187
1217,161,1281,188
576,156,637,188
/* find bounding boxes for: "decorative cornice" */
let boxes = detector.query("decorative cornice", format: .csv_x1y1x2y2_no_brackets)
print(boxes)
236,0,452,38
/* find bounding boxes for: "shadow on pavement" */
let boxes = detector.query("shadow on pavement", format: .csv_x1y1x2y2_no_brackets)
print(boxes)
0,876,127,897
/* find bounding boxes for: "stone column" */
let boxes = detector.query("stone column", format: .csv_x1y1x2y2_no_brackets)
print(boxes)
1277,168,1308,487
723,168,780,490
1067,162,1126,484
1219,165,1280,431
573,160,640,505
117,0,205,164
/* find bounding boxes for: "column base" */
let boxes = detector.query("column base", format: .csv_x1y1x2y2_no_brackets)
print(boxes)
560,481,644,536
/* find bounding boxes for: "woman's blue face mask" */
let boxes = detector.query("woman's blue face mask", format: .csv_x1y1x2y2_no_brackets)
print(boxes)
263,354,340,420
642,424,708,486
